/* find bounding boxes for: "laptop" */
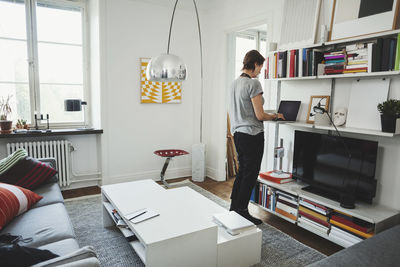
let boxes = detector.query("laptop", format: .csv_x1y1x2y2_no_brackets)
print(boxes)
276,100,301,122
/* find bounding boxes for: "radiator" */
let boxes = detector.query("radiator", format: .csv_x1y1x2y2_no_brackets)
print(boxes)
7,140,72,187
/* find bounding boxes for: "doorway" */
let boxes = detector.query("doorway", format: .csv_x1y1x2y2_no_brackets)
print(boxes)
226,24,268,180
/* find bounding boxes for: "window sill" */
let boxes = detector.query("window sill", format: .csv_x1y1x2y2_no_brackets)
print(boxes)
0,128,103,138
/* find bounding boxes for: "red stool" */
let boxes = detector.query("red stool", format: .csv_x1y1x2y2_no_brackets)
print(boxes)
154,149,189,188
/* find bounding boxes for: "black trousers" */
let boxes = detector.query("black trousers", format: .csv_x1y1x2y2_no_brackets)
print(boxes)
231,131,264,210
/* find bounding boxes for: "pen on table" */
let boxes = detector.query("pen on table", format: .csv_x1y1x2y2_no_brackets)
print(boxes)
128,210,147,221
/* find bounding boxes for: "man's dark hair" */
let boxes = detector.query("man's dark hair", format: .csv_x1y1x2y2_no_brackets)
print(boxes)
242,50,265,71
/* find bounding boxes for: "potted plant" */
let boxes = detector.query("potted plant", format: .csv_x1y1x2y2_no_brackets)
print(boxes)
377,99,400,133
0,95,13,133
16,119,28,130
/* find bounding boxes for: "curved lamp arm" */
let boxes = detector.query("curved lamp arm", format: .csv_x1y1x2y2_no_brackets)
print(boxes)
166,0,204,143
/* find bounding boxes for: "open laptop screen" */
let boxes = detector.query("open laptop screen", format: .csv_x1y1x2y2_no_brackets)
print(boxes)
277,100,301,121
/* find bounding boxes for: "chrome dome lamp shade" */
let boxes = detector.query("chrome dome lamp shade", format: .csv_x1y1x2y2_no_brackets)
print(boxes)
146,53,187,82
146,0,201,84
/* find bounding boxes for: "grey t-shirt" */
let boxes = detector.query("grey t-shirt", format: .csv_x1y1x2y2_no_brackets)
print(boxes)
228,76,264,135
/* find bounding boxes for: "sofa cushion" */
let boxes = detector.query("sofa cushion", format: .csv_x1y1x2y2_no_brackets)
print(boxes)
308,225,400,266
31,246,99,267
0,148,27,176
0,203,75,247
37,238,80,256
0,156,58,190
32,182,64,209
0,183,42,230
0,243,58,267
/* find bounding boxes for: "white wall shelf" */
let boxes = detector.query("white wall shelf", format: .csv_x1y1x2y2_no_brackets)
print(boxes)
324,29,400,46
266,71,400,81
268,76,317,81
318,71,400,79
267,121,397,138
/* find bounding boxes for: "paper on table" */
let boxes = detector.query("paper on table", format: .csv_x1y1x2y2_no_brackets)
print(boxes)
125,208,160,224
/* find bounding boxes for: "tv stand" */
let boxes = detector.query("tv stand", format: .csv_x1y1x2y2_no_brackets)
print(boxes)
253,178,400,248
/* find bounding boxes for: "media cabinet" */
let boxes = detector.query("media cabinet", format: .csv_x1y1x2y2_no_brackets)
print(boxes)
252,178,400,248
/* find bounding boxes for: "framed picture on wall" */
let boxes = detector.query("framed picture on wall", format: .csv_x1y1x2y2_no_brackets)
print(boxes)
140,58,182,104
329,0,400,41
307,95,330,124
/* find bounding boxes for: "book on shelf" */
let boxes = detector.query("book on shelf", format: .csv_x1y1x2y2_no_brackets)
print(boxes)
275,207,297,221
395,33,400,70
330,225,364,244
259,171,294,184
299,206,328,221
299,199,330,215
298,216,329,234
298,210,330,228
277,196,297,208
213,211,256,236
330,219,374,239
331,212,374,233
276,201,298,217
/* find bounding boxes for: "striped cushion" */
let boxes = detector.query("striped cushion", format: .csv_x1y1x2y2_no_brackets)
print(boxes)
0,157,58,190
0,148,28,176
0,182,42,230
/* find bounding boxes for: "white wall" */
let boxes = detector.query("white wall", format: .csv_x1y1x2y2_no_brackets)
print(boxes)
201,0,284,181
99,0,201,185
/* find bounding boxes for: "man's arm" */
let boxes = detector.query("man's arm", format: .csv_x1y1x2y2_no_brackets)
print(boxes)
251,94,285,121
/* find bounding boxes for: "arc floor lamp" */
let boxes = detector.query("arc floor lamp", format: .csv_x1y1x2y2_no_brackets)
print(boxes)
146,0,205,182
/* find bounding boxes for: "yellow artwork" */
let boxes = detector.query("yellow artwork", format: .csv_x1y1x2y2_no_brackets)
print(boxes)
140,58,182,103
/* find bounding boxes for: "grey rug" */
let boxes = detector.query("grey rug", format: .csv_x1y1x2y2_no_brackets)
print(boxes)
65,182,326,267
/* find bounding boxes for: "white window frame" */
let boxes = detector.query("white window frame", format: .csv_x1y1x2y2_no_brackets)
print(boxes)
23,0,89,128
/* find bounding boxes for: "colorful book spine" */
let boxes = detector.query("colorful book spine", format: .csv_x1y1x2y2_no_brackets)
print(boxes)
299,210,330,228
395,33,400,71
275,207,297,221
330,219,374,239
330,215,373,233
299,206,328,222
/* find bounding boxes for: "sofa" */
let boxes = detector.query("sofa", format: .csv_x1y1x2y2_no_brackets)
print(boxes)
308,224,400,266
0,158,100,267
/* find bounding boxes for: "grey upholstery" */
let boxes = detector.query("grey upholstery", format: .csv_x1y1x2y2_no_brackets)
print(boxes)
31,246,100,267
37,238,80,256
0,157,100,266
1,203,75,247
33,182,64,208
308,225,400,267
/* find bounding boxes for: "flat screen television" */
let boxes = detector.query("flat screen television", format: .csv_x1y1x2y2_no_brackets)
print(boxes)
292,130,378,207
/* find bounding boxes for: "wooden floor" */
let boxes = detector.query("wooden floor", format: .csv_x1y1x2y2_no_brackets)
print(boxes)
62,176,343,256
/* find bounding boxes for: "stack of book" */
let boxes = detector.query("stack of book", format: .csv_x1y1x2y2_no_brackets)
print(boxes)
345,43,370,74
275,191,298,221
329,210,374,247
259,171,294,184
251,182,276,211
298,198,331,235
324,50,346,75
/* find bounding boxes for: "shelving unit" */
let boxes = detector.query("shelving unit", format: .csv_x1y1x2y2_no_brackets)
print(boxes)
270,121,398,137
253,178,400,247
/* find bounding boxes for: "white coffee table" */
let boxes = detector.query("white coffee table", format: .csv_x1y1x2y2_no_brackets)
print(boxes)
102,179,261,267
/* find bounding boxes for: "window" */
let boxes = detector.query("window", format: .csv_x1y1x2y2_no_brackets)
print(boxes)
0,0,87,127
234,30,267,86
